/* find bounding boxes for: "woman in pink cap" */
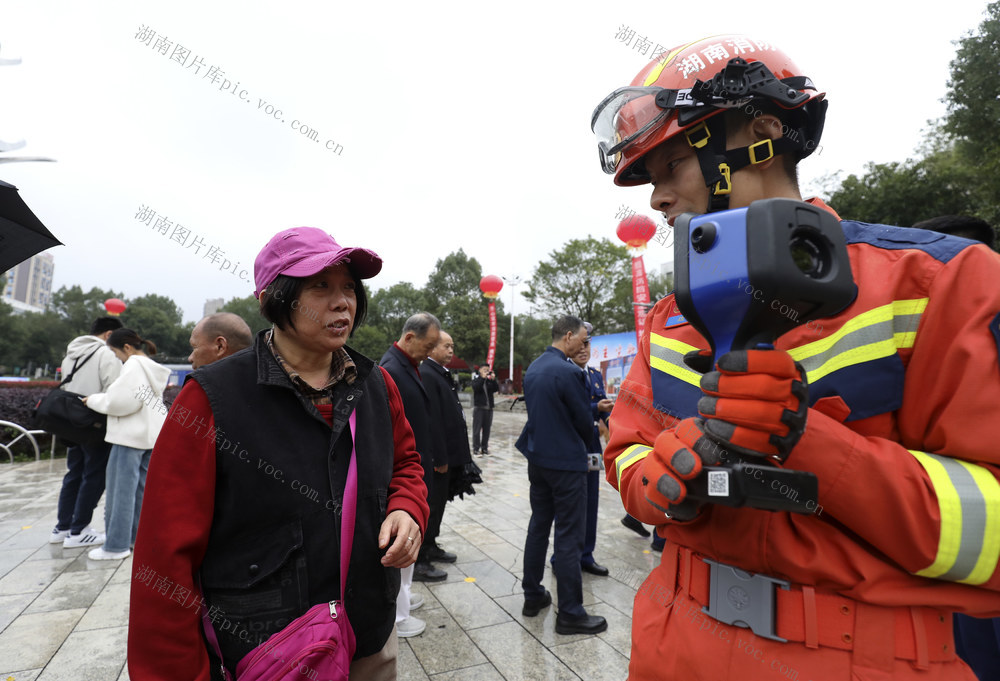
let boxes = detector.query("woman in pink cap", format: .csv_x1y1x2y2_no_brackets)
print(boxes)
127,227,429,680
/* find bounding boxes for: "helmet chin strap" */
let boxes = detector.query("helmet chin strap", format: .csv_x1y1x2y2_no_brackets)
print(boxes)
685,114,802,214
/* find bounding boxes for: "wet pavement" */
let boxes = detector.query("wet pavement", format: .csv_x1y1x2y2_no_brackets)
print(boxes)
0,406,661,680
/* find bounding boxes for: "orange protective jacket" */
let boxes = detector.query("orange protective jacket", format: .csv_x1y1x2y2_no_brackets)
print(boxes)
606,200,1000,680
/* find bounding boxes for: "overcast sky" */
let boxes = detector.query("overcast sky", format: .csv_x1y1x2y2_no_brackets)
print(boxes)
0,1,991,324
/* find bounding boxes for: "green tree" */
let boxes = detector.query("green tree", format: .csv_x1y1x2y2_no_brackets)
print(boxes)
523,237,632,334
349,283,429,360
0,299,24,373
123,293,190,359
12,310,72,372
941,1,1000,226
422,250,510,368
50,285,125,335
826,3,1000,227
827,147,979,226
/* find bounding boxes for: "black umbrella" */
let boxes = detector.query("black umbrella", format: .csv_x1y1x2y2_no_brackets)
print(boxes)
0,179,62,273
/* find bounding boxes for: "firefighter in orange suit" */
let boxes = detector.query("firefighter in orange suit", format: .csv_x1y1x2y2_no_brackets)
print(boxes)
592,35,1000,680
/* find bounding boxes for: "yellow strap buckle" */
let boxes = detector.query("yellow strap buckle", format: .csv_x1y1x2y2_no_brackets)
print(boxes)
685,121,711,149
748,139,774,165
713,163,732,196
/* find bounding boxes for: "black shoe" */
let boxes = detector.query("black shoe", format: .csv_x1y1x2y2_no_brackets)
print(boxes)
413,561,447,582
621,515,651,538
556,612,608,635
522,589,552,617
481,449,490,456
650,541,664,553
581,561,609,576
426,545,457,563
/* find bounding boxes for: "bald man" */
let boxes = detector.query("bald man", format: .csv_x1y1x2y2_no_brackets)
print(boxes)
188,312,253,369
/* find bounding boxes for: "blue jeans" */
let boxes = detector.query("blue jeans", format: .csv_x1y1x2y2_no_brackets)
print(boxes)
522,463,587,617
104,444,151,553
56,440,112,533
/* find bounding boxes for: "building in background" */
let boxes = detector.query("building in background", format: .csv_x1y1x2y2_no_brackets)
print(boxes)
2,252,54,312
203,297,224,316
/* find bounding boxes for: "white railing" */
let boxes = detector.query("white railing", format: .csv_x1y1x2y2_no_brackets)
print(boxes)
0,420,55,463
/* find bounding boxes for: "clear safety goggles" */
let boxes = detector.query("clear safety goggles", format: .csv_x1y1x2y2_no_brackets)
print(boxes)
591,87,673,175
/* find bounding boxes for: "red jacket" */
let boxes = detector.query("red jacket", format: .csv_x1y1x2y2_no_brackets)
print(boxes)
606,199,1000,679
127,367,428,681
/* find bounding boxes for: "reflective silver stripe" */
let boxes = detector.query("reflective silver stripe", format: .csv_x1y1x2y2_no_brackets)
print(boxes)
787,299,927,382
911,451,1000,585
649,334,701,387
615,444,652,486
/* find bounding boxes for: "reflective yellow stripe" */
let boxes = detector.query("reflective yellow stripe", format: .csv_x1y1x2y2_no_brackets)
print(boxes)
649,334,701,387
615,444,652,486
910,451,1000,585
787,299,927,383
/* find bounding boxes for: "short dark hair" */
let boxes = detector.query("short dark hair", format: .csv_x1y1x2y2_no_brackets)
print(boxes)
90,317,123,335
912,215,997,251
259,273,368,335
401,312,441,338
108,327,157,355
552,315,585,341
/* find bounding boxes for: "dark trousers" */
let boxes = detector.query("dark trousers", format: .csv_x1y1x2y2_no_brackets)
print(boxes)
471,407,493,451
955,613,1000,680
56,440,112,534
581,469,599,565
419,470,450,560
522,463,586,617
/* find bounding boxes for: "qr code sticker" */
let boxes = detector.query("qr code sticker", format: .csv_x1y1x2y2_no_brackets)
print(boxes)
707,470,729,497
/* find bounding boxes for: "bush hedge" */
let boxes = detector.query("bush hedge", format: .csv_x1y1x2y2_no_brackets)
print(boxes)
0,382,184,439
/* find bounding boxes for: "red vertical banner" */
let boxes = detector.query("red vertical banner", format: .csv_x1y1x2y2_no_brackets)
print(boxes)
631,255,650,348
487,300,497,367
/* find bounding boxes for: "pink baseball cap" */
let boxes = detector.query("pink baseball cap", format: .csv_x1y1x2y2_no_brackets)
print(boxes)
254,227,382,298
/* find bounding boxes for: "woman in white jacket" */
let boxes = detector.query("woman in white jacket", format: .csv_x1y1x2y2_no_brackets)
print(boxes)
83,328,171,560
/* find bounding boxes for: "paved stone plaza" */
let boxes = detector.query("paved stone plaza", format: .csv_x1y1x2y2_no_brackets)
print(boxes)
0,407,661,680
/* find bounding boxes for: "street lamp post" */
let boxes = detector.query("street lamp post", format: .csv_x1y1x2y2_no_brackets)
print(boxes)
502,275,521,388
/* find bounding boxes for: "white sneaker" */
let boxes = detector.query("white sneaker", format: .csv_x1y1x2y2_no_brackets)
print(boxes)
64,527,105,548
49,527,70,543
410,592,425,611
88,547,131,561
396,616,426,638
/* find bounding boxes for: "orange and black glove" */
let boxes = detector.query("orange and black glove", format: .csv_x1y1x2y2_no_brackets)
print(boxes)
695,349,808,462
641,417,725,521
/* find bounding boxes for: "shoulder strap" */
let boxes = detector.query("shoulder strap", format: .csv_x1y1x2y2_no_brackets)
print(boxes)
341,410,358,599
60,346,102,387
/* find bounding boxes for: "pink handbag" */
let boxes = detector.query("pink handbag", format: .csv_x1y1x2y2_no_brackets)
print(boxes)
203,411,359,680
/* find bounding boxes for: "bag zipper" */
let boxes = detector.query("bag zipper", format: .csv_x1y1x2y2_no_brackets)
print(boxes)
237,601,339,674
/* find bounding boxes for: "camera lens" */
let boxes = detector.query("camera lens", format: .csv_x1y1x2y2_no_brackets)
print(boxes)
789,232,829,278
691,223,717,253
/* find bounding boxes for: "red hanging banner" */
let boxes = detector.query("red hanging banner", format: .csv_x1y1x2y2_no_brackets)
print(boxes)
631,256,650,348
487,300,498,368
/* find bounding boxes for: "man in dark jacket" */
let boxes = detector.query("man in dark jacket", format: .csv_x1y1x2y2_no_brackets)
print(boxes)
380,312,444,638
471,364,499,455
421,330,474,565
517,315,608,636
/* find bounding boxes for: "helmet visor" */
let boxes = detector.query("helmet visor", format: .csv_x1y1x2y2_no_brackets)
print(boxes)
591,87,671,175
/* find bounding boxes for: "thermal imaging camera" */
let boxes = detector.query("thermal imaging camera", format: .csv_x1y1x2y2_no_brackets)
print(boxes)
672,198,857,513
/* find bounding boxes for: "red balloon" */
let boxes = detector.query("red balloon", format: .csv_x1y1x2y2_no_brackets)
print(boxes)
616,214,657,248
479,274,503,299
104,298,126,316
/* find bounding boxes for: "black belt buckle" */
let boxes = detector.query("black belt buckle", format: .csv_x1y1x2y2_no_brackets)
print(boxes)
701,558,789,642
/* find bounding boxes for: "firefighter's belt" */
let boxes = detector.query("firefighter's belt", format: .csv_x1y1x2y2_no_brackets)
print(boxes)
668,545,957,668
